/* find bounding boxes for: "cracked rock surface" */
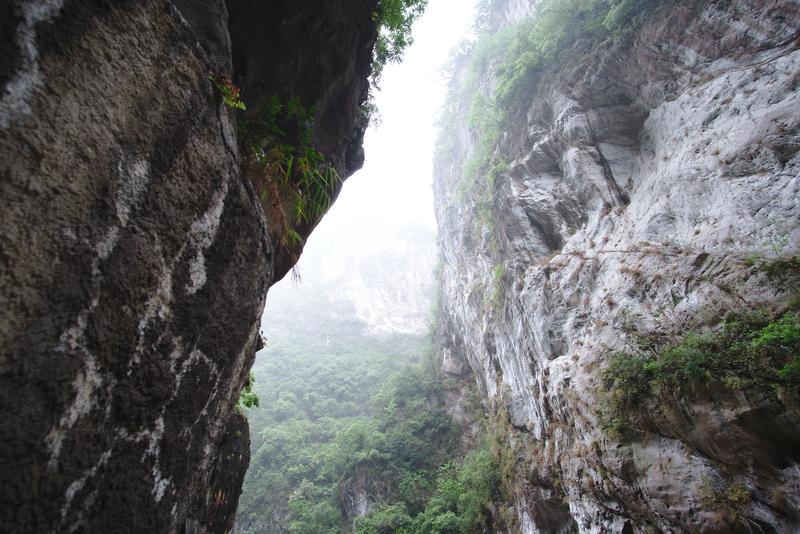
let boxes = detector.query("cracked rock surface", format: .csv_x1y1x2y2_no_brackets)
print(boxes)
434,0,800,531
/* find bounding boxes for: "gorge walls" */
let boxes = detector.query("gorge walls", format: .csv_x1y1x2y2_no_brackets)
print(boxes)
434,0,800,531
3,0,799,532
0,1,376,532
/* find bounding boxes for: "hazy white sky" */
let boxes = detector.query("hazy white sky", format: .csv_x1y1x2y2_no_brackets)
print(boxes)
264,0,477,329
317,0,477,234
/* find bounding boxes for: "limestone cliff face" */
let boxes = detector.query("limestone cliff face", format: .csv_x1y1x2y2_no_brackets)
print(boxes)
0,1,375,532
434,0,800,531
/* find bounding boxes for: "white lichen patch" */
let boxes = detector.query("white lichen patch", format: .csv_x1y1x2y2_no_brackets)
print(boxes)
183,323,260,476
91,157,151,279
172,349,220,402
131,243,174,370
137,416,172,503
185,183,228,295
92,227,120,279
152,470,171,503
115,158,151,226
45,311,103,469
49,355,101,461
60,449,112,522
114,417,173,504
0,0,65,129
48,155,154,466
186,251,207,295
141,416,165,461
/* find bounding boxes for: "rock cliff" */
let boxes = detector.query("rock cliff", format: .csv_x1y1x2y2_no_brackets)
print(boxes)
0,1,375,532
434,0,800,531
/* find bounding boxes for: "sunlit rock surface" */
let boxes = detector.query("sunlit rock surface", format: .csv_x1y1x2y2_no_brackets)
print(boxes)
434,0,800,531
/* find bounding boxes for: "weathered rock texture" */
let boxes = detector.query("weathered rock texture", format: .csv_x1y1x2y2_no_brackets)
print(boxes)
435,0,800,532
186,411,251,534
341,465,396,531
0,0,375,532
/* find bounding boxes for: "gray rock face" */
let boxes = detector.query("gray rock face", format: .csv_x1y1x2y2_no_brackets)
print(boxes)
186,411,252,534
434,0,800,531
341,465,394,531
0,1,375,532
229,0,377,280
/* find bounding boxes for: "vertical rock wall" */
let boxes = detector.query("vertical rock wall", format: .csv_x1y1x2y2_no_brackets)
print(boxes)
434,0,800,531
0,1,376,532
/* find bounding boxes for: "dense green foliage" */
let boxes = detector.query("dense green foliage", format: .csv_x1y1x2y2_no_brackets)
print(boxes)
210,74,246,110
373,0,429,79
354,440,499,534
488,0,658,109
236,276,504,534
236,291,472,534
602,310,800,435
237,371,260,410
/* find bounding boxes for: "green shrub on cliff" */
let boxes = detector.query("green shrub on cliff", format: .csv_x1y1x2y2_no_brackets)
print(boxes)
373,0,429,77
364,0,428,123
602,310,800,433
355,439,500,534
209,74,246,110
243,95,339,236
288,499,340,534
492,0,661,108
354,503,414,534
237,371,259,409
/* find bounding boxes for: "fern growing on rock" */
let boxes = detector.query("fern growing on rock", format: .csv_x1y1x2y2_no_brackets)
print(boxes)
243,95,340,246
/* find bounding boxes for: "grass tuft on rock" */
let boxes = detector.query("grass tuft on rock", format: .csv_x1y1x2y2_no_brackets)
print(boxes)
602,309,800,435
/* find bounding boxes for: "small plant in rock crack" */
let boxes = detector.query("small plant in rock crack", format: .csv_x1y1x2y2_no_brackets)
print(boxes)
244,95,339,232
490,263,506,309
209,74,246,110
237,371,259,410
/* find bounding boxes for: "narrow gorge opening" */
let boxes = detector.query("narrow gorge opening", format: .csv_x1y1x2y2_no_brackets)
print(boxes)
1,0,798,533
234,0,800,531
234,3,484,531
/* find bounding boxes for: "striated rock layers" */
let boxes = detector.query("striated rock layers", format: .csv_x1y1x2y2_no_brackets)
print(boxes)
434,0,800,532
0,1,375,532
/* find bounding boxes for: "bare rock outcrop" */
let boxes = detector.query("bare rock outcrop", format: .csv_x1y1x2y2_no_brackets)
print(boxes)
434,0,800,531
